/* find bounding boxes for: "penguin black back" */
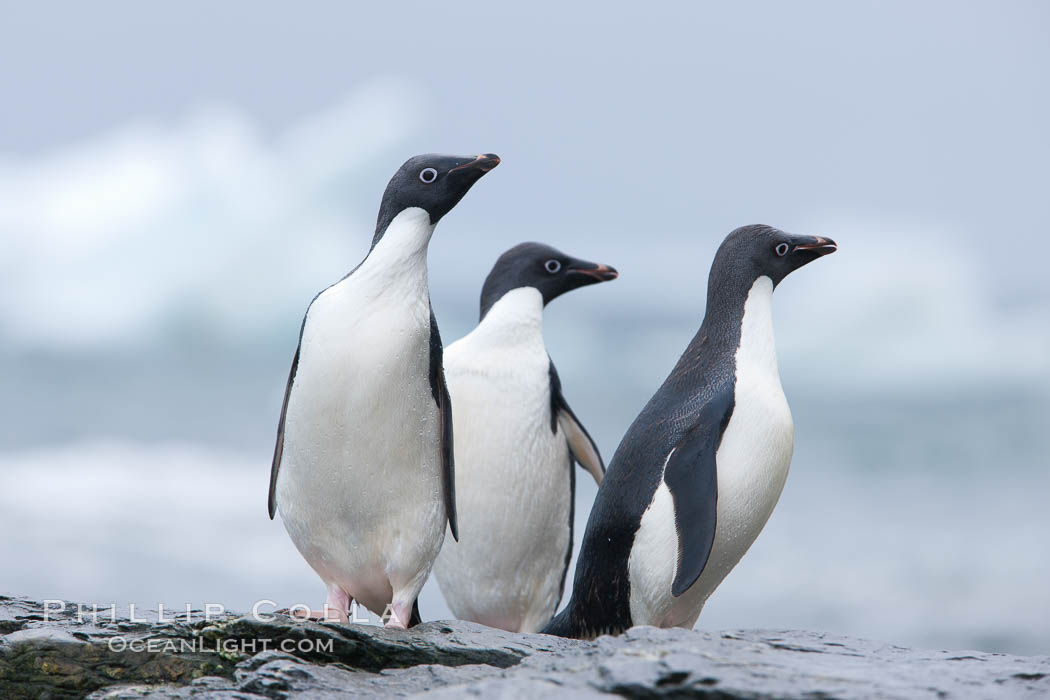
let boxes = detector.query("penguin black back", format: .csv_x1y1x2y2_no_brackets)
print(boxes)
546,224,837,639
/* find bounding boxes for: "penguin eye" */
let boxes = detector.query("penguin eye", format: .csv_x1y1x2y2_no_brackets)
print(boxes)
544,259,562,274
775,242,790,257
419,168,438,184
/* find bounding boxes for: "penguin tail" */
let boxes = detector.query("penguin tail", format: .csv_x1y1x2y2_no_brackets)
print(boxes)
408,599,423,628
540,606,574,638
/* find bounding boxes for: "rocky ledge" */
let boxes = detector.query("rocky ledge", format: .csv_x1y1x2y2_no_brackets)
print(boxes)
1,596,1047,699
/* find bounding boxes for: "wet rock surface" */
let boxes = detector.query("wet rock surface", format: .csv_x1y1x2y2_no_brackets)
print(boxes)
1,596,1047,699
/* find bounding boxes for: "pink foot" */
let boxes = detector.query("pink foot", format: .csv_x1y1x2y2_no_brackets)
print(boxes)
383,601,411,629
321,583,351,622
278,583,352,622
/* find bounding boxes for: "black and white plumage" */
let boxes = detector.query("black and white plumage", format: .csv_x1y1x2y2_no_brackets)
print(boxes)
544,225,836,639
267,153,499,628
433,242,616,632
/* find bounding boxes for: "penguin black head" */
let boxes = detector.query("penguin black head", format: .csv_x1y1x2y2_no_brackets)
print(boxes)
479,242,619,320
713,224,837,289
374,153,501,241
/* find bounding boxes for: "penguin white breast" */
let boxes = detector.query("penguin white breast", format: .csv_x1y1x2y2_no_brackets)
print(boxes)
434,287,572,632
630,275,794,628
275,208,446,614
698,275,794,598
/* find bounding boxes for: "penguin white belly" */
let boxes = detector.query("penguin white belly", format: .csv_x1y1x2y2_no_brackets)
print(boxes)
276,274,444,618
628,276,793,628
433,289,571,633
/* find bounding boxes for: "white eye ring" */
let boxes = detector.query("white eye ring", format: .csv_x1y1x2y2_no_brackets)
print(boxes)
775,242,790,257
419,168,438,183
545,259,561,274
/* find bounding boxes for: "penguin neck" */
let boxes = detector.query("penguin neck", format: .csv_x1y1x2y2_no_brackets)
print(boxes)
471,287,545,348
675,274,779,384
700,275,780,379
356,207,435,290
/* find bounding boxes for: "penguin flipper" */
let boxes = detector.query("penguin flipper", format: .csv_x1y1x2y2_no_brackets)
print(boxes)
549,362,605,484
429,309,458,541
268,346,300,520
664,386,735,597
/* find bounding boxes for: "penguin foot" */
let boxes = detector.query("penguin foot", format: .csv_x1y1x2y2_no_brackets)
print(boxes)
322,583,351,622
383,600,414,629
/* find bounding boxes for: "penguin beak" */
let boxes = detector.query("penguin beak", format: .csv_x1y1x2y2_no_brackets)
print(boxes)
792,236,837,257
568,261,619,283
448,153,501,174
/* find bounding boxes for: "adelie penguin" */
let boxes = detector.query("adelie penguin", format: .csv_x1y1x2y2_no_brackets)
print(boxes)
544,225,836,639
432,242,617,633
267,153,500,629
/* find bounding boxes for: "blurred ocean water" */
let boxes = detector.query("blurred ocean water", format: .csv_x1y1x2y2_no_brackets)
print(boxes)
1,391,1046,654
1,85,1047,655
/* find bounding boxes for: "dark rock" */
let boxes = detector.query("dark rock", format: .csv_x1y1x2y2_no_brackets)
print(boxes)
2,596,1047,699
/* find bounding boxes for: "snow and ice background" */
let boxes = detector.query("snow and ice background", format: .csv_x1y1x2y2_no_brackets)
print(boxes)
1,2,1047,654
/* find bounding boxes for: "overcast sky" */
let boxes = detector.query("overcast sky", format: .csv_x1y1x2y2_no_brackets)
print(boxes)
3,0,1048,421
4,2,1048,263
